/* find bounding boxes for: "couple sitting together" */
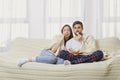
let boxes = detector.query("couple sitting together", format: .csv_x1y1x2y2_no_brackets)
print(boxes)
18,21,110,67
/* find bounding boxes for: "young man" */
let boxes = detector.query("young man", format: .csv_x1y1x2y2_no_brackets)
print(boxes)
58,21,109,64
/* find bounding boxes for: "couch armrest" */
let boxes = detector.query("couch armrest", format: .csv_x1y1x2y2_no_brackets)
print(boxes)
105,55,120,80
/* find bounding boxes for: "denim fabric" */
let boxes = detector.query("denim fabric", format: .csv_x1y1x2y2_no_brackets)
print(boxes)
35,50,64,64
56,57,64,64
35,50,57,64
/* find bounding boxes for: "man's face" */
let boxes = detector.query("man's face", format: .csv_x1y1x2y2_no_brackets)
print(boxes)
73,24,83,36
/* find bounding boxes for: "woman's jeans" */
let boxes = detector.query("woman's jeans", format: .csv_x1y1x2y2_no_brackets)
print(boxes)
35,50,64,64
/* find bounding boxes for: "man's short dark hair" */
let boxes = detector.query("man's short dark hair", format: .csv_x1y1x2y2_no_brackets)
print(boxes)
72,21,83,29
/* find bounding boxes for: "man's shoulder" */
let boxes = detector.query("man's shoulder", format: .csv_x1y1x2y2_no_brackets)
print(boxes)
83,33,94,39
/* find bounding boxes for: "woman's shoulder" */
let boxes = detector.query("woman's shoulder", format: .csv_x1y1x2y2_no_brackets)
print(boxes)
67,38,74,43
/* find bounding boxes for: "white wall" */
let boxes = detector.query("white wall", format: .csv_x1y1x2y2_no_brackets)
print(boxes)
28,0,98,39
84,0,97,38
29,0,45,39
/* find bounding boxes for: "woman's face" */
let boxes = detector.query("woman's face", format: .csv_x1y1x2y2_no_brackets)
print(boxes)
62,26,71,39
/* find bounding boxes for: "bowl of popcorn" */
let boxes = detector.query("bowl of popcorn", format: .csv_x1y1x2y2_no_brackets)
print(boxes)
72,49,80,54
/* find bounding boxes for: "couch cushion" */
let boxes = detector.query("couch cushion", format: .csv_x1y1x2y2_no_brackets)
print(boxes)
9,37,120,57
9,38,52,57
96,37,120,54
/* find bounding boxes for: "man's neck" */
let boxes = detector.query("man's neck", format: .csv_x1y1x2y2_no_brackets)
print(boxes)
74,35,83,42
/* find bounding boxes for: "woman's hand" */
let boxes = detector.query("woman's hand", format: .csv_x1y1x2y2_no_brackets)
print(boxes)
59,35,64,41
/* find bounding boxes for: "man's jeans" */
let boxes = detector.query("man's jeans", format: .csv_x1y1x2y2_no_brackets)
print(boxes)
58,50,103,64
35,50,64,64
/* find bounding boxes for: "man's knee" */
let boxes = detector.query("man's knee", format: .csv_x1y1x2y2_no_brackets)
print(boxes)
94,50,103,55
93,50,104,60
59,50,67,55
95,50,103,53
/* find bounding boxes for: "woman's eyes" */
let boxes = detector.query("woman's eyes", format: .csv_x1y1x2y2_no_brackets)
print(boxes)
63,29,70,31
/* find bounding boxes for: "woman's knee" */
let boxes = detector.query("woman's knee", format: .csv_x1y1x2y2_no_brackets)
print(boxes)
40,50,55,56
40,50,47,55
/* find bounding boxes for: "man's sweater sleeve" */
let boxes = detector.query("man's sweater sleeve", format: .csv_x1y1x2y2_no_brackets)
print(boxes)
81,35,97,52
83,35,97,52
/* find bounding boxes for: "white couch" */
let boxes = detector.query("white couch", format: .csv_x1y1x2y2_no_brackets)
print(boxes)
0,37,120,80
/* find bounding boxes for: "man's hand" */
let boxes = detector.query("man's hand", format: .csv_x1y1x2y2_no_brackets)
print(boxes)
76,33,82,41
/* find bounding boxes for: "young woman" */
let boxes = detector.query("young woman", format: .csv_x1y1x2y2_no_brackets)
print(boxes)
17,24,73,67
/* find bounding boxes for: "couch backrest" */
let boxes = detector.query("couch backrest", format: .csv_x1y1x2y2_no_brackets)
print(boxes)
9,38,52,57
9,37,120,57
96,37,120,54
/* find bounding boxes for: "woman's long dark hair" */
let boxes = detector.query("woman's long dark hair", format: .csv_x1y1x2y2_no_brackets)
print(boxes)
61,24,73,46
